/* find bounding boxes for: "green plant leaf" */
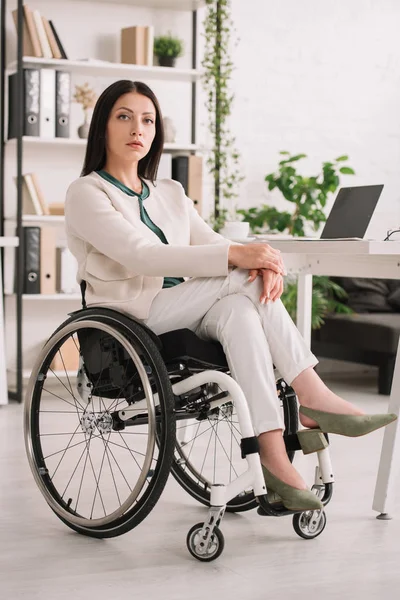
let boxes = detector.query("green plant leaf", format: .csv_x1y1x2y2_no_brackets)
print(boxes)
335,155,349,162
339,167,355,175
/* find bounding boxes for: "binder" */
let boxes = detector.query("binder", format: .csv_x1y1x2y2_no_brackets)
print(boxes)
23,227,40,294
56,247,79,294
172,155,203,213
40,227,57,295
39,69,56,138
8,69,40,139
55,71,71,138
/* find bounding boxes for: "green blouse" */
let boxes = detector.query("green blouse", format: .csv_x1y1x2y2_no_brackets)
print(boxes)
96,170,184,289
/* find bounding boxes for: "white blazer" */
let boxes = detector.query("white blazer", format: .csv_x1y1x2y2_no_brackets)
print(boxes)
65,172,232,320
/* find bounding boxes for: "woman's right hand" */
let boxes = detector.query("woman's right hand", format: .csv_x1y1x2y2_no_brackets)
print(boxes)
228,243,286,275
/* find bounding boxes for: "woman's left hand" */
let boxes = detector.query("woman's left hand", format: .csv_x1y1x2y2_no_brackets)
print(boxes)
248,268,284,304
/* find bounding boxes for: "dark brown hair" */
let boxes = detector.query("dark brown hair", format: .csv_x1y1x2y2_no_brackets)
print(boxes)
81,80,164,182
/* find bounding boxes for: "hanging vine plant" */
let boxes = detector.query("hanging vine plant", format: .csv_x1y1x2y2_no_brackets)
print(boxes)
202,0,244,230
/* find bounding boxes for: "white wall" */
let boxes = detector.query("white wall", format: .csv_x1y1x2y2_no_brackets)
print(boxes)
224,0,400,239
4,0,400,374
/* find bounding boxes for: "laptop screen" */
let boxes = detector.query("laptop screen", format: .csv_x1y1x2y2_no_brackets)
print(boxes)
320,185,384,239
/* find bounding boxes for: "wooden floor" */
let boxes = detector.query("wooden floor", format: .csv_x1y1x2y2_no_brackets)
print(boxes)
1,373,400,600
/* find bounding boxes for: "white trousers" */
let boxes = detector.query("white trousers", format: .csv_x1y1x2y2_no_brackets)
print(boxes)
144,268,318,435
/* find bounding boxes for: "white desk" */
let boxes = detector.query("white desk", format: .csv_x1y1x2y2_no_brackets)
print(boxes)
257,238,400,517
0,237,19,406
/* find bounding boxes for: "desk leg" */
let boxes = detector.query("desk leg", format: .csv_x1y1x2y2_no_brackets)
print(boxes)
372,338,400,517
0,259,8,405
296,274,313,348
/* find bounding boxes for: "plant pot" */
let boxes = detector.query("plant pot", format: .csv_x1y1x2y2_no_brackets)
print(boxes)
158,56,176,68
77,111,90,139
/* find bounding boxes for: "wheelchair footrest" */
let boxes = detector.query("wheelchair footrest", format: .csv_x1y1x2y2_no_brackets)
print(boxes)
284,431,329,455
297,429,329,455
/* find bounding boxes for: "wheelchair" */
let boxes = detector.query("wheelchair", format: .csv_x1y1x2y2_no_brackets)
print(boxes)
24,302,334,562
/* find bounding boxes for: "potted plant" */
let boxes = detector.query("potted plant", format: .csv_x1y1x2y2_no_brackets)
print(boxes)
237,151,356,327
202,0,245,234
154,33,184,67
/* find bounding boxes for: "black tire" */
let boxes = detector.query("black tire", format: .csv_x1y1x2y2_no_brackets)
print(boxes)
292,511,327,540
186,522,225,562
24,311,176,539
169,378,299,513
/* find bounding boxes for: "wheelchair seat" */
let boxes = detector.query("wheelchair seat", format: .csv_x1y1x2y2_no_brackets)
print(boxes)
158,328,228,371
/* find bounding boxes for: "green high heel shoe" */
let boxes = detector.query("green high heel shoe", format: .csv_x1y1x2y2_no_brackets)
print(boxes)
299,406,397,438
262,466,323,512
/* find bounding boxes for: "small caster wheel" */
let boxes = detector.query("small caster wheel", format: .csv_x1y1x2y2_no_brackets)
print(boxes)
293,510,327,540
186,522,225,562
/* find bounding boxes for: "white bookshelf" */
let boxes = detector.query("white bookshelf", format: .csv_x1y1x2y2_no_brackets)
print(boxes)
7,57,201,83
4,0,204,402
6,137,202,153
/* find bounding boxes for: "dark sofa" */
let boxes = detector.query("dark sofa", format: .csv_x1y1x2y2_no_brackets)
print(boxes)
311,278,400,395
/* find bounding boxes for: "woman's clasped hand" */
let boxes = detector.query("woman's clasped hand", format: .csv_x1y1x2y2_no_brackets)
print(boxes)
228,243,286,304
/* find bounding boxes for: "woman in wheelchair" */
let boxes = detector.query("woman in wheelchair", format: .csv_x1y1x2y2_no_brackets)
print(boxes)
63,80,395,514
24,79,397,559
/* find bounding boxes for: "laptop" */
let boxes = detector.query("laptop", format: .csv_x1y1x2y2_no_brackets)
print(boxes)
319,184,384,239
256,184,384,241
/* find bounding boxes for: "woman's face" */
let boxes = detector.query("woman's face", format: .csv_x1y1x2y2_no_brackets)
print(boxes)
106,92,157,164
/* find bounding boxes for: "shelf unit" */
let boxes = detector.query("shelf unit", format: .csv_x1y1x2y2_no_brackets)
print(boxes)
6,137,202,153
7,56,201,82
0,0,205,402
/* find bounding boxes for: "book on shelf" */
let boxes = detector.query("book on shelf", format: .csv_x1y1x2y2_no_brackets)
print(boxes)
48,203,65,216
8,68,71,139
42,17,62,60
29,173,50,215
121,26,154,66
48,21,68,59
12,8,35,57
14,173,49,216
32,9,53,59
11,4,68,60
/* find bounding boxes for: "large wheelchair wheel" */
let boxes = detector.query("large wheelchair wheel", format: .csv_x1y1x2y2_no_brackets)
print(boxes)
168,378,298,512
24,309,175,538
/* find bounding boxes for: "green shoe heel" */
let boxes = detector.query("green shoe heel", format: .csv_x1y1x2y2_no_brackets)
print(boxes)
297,428,329,455
262,466,323,512
299,406,397,438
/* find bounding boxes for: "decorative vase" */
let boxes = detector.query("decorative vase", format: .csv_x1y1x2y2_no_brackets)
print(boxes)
77,110,90,139
158,56,176,68
163,117,176,143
